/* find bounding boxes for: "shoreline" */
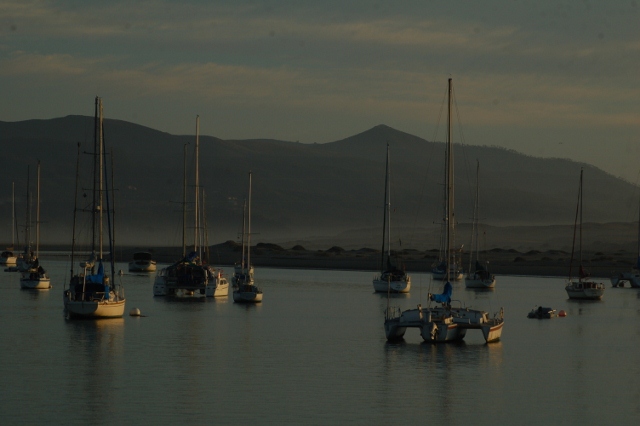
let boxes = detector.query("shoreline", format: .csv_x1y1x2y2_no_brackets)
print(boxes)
32,241,634,280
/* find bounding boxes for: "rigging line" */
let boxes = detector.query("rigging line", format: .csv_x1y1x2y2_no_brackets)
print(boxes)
406,83,447,250
452,83,476,207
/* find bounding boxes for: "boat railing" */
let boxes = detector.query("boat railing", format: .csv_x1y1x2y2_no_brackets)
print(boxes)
384,306,401,320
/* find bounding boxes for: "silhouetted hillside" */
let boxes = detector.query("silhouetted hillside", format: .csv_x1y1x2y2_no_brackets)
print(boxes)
1,117,637,249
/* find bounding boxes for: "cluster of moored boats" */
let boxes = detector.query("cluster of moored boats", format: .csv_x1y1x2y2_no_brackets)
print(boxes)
2,98,263,321
3,81,639,336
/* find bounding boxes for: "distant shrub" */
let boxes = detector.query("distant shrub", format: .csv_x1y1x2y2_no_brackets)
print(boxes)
290,245,306,251
326,246,345,253
513,257,525,262
256,242,284,251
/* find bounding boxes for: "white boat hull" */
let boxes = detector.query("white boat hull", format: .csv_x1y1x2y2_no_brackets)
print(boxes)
464,274,496,289
64,294,126,318
128,260,157,272
20,277,51,289
1,256,17,265
233,285,263,303
610,271,640,288
432,270,463,281
384,305,504,343
153,270,229,297
372,277,411,293
205,277,229,297
565,281,605,300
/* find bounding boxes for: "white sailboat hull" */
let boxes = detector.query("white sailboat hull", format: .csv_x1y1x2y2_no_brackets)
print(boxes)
20,276,51,289
464,274,496,289
565,281,605,300
432,270,463,281
372,277,411,293
153,271,229,297
63,294,126,318
1,256,17,265
233,285,263,303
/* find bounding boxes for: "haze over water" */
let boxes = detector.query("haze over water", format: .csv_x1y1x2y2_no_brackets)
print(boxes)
1,259,639,424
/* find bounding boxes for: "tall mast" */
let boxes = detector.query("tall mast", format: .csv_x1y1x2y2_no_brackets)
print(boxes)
380,143,390,272
36,161,41,258
194,115,200,256
445,78,453,282
11,182,15,249
247,172,252,270
637,195,640,267
182,143,188,257
98,97,104,260
579,168,583,281
25,166,31,255
241,199,247,270
92,97,98,253
469,160,479,273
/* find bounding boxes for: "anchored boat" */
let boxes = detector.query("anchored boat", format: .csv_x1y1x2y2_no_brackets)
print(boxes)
63,97,125,318
372,144,410,294
384,78,504,343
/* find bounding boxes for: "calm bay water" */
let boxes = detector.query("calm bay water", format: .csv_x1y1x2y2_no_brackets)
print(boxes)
1,259,640,425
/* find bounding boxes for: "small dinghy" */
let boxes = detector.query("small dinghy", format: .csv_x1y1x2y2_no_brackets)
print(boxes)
527,306,557,319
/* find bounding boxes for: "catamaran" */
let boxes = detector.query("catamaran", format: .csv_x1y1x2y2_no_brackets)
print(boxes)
384,78,504,343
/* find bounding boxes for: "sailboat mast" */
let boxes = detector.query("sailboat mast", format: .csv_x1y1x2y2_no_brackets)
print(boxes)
182,143,188,258
194,115,200,256
445,77,453,282
25,166,31,255
579,168,583,280
469,160,479,273
11,182,15,248
380,144,390,272
98,97,104,260
247,172,252,270
241,199,247,270
36,161,41,258
637,195,640,266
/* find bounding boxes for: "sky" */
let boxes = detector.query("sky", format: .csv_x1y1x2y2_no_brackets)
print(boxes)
1,0,639,182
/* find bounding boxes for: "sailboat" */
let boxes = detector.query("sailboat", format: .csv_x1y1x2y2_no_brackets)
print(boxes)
233,172,263,303
565,168,605,299
384,78,504,343
431,138,463,282
20,161,51,289
232,199,254,288
153,116,229,297
372,143,411,293
1,182,18,267
610,196,640,288
464,160,496,289
63,97,126,318
16,171,37,273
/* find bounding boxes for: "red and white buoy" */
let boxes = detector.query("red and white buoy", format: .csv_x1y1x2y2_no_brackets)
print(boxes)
558,310,567,317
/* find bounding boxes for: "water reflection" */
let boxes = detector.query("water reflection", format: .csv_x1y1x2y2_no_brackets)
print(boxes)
64,318,124,424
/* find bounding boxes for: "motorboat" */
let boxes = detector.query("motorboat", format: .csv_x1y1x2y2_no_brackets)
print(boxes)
128,252,157,272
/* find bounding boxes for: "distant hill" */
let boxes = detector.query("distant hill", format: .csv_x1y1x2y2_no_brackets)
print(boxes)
1,116,638,250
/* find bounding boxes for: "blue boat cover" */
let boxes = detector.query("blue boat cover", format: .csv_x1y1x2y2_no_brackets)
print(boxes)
186,251,199,263
86,261,104,285
431,281,453,304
